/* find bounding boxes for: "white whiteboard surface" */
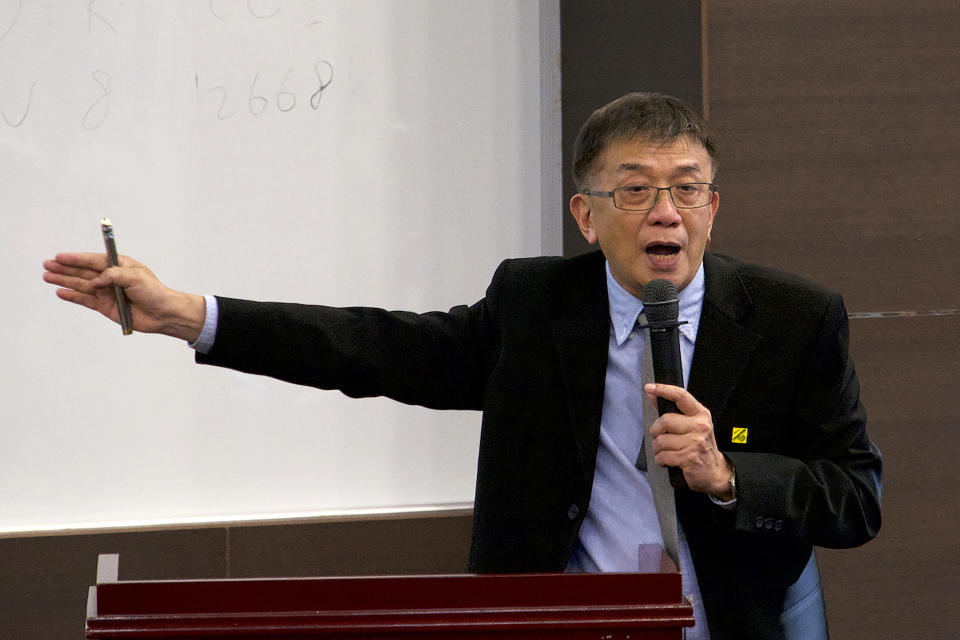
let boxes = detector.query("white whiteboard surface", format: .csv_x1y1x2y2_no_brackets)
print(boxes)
0,0,550,533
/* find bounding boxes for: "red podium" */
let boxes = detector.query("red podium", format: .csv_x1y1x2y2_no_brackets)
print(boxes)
86,552,693,639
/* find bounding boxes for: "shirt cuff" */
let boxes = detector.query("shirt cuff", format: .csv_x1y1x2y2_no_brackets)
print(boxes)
187,294,219,354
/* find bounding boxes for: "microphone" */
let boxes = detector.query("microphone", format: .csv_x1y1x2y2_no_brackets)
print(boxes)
642,278,688,490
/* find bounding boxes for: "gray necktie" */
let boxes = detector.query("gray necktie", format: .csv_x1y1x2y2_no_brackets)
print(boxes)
635,313,680,567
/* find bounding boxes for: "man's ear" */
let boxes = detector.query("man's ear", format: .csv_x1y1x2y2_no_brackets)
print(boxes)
569,193,598,245
706,189,719,246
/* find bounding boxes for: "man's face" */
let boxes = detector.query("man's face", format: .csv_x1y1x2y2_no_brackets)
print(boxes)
570,135,719,298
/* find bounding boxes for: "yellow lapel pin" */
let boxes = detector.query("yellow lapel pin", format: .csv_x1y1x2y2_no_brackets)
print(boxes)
731,427,748,444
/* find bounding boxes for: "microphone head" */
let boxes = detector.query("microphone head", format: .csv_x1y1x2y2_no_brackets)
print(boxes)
642,279,680,324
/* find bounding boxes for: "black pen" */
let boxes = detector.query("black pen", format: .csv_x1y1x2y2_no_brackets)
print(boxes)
100,218,134,335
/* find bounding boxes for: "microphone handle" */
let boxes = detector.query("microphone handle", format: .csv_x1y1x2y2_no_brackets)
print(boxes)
649,326,689,490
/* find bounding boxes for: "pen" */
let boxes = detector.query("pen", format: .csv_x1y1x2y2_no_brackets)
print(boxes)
100,218,134,335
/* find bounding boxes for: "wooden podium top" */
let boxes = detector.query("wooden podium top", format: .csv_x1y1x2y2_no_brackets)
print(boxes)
87,553,694,639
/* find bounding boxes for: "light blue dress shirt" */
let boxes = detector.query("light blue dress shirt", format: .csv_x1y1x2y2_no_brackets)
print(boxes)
566,262,711,639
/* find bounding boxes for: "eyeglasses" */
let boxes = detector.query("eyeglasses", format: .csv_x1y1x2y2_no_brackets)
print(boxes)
580,183,717,212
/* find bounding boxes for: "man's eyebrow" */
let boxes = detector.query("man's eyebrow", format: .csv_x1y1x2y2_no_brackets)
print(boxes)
616,162,707,178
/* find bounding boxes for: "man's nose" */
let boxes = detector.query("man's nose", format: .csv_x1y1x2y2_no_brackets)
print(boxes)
645,188,682,224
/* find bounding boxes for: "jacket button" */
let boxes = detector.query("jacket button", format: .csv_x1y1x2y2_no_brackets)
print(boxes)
774,520,783,532
764,518,775,530
755,517,765,529
567,504,580,520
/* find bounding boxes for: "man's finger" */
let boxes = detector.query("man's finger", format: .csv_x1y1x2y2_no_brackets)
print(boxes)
43,260,102,281
43,271,100,295
55,287,102,311
53,252,111,271
93,265,126,288
650,431,687,453
645,382,706,416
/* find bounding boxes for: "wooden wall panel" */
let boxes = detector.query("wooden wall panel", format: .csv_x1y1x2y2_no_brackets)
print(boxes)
227,512,473,578
706,0,960,311
706,1,960,636
818,315,959,639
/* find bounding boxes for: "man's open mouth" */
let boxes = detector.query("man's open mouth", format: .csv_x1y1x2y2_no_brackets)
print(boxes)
645,243,681,257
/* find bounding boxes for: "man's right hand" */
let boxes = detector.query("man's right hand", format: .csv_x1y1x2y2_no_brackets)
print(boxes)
42,252,206,343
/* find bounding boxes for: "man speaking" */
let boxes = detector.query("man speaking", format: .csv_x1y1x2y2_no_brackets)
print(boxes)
44,92,882,639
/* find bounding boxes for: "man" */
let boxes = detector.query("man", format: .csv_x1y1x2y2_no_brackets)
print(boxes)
43,92,881,638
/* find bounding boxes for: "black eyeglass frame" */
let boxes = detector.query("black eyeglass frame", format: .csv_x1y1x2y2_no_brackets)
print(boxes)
580,182,718,212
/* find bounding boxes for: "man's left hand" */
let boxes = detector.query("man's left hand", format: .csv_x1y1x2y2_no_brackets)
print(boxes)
645,383,734,499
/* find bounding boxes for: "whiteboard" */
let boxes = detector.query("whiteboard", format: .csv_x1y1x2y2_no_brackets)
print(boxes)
0,0,555,533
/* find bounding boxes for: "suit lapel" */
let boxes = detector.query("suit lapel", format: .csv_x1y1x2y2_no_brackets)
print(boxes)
548,252,611,489
688,254,761,422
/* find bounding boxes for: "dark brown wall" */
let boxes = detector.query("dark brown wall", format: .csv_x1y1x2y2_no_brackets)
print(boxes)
0,513,473,640
706,1,960,637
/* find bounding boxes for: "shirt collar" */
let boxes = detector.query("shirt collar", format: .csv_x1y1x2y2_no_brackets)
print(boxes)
605,262,705,346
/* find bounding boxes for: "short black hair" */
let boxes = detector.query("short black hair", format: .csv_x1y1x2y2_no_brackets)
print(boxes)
572,92,718,191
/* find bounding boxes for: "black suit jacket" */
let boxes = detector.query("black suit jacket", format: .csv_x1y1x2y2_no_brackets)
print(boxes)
197,250,882,639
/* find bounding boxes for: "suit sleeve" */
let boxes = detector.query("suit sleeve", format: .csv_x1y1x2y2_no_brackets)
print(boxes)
194,271,505,411
725,294,882,549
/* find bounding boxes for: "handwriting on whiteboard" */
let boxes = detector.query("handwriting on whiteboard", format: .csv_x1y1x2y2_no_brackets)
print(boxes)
197,61,334,121
0,0,335,129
